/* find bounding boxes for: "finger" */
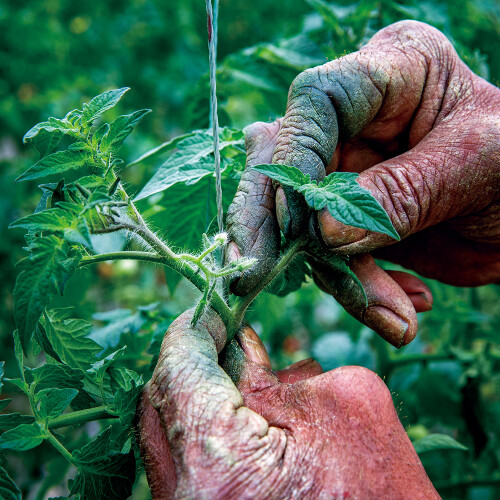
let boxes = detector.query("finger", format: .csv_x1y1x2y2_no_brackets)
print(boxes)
385,271,433,312
136,384,177,500
374,224,500,286
317,116,499,254
312,254,419,347
276,358,323,384
226,120,282,295
272,21,443,237
148,309,285,489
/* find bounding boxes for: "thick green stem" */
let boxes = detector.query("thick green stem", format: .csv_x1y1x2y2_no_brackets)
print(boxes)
80,251,165,266
46,431,73,464
229,237,307,339
48,406,117,429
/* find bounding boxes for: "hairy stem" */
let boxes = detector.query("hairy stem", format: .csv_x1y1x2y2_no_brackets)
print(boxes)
48,406,118,429
229,237,307,339
80,251,165,266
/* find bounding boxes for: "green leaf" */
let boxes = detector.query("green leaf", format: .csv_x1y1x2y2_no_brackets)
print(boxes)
252,164,311,189
99,109,151,153
9,207,92,248
0,423,45,451
12,331,24,381
0,413,36,431
87,347,126,383
266,254,311,297
37,388,78,420
13,236,76,350
82,88,130,124
135,128,244,200
108,370,143,426
301,179,400,240
70,427,135,500
0,399,11,412
30,129,64,157
254,166,399,240
413,433,468,454
23,118,79,144
0,465,22,500
126,131,196,167
89,309,148,350
39,309,101,371
164,266,183,296
3,378,28,394
0,361,4,394
16,150,91,182
141,176,236,252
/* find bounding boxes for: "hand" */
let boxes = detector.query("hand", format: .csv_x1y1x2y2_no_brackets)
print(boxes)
137,309,438,499
226,20,500,347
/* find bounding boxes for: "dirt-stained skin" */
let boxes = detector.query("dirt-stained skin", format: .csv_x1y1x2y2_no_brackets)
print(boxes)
138,309,440,499
227,20,500,347
137,20,500,498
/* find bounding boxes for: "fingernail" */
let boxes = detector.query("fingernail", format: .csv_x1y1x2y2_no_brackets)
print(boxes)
318,209,367,247
276,187,291,235
237,326,271,369
225,241,241,264
364,306,409,348
408,292,433,313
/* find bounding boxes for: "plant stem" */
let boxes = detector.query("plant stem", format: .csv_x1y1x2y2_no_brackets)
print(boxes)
229,236,307,338
80,251,165,266
46,431,73,464
48,406,117,429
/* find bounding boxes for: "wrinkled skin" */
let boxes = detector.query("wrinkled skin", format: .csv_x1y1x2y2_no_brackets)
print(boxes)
138,309,439,499
226,20,500,347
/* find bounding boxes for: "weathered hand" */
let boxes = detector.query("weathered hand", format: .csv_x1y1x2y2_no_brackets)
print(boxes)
226,21,500,347
137,309,438,499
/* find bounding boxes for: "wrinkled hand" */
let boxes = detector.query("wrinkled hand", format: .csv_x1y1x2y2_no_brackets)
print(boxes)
137,309,438,499
226,20,500,347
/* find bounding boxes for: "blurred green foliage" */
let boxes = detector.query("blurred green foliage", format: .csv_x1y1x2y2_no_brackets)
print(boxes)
1,0,499,498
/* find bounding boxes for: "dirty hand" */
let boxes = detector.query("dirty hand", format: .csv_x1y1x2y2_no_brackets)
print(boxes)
137,309,438,499
226,21,500,347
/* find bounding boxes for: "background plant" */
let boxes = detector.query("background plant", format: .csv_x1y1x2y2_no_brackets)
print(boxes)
1,1,499,499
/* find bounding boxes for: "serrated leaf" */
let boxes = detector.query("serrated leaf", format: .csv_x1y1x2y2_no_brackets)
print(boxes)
23,118,79,144
135,128,244,200
70,427,135,500
16,150,91,182
3,378,28,393
0,465,22,500
87,347,126,383
9,206,92,247
27,364,93,411
13,236,75,351
37,388,78,419
252,164,311,189
0,423,45,451
302,180,400,239
31,129,64,157
0,413,35,431
413,433,468,454
82,88,130,124
110,378,143,426
39,310,101,371
255,166,399,239
99,109,151,153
